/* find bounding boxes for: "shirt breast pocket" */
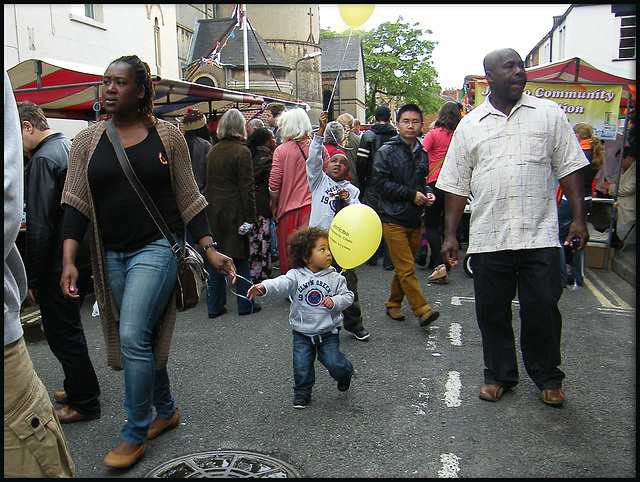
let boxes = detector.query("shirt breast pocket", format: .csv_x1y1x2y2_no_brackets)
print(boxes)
522,131,550,164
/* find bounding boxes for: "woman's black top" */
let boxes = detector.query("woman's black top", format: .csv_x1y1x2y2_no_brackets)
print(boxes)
63,128,210,252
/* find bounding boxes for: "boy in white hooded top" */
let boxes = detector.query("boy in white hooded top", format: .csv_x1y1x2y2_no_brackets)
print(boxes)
247,226,354,409
304,111,370,342
307,112,360,229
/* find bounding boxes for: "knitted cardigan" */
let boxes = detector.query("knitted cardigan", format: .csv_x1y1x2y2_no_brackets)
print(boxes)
61,118,208,371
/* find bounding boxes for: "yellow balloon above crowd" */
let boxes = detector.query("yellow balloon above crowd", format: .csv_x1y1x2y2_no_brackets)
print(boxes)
338,4,375,27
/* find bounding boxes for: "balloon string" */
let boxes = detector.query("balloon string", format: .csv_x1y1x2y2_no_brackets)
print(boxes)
327,29,353,111
225,273,258,314
231,269,346,323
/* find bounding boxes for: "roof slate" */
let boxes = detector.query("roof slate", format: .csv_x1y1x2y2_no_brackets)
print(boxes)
320,36,362,73
188,18,290,71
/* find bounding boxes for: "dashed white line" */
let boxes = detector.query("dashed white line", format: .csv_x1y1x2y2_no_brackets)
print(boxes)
438,452,461,478
411,377,430,415
443,371,461,408
448,323,462,346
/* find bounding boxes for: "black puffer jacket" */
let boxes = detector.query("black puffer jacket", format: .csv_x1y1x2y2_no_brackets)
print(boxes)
25,133,91,289
372,135,432,228
251,144,274,218
356,122,397,196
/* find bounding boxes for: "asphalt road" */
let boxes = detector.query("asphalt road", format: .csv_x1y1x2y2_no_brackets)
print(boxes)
22,255,636,478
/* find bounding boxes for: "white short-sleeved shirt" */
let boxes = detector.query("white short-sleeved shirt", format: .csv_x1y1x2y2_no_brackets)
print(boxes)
436,93,589,254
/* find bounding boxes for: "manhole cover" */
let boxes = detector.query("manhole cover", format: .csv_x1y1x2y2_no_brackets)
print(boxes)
145,451,302,478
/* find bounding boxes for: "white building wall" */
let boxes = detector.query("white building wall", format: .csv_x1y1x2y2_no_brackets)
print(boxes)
552,4,635,80
3,4,180,78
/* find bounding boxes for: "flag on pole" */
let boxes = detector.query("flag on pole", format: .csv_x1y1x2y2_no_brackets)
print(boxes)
232,4,242,26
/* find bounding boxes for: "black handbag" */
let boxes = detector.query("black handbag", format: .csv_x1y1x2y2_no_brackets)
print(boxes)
105,119,208,311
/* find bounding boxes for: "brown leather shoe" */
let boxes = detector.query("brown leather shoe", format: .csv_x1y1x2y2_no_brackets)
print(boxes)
103,441,147,468
56,406,100,423
419,309,440,327
479,384,504,402
386,307,406,321
54,391,68,404
147,408,180,440
541,388,565,406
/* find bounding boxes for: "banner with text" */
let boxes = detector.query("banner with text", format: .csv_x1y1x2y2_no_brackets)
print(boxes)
475,81,623,140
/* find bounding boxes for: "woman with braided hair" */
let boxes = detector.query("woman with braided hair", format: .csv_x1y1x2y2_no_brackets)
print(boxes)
60,55,237,468
336,112,361,189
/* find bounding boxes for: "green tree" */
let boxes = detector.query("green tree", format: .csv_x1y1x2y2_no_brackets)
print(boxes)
322,16,444,121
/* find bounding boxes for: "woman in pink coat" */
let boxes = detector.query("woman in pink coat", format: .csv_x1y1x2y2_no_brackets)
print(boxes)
269,109,328,273
421,102,462,283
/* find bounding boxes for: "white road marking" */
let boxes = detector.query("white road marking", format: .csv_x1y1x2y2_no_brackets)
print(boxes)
448,323,462,346
438,453,461,478
597,307,636,317
443,371,462,408
426,325,438,351
451,296,519,306
412,377,430,415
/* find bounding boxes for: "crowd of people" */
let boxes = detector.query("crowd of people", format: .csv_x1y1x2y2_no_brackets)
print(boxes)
4,46,635,476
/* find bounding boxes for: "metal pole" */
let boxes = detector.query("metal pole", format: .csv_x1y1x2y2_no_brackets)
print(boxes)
295,60,300,101
603,90,632,270
242,4,249,89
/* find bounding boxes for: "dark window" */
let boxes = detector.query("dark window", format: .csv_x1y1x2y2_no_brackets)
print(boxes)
619,15,636,59
196,76,215,87
84,4,94,19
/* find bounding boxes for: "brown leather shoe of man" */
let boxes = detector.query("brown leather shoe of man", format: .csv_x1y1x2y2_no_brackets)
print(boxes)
479,384,504,402
385,307,406,321
103,441,147,468
56,406,100,423
147,408,180,440
541,388,565,406
419,309,440,327
54,391,68,404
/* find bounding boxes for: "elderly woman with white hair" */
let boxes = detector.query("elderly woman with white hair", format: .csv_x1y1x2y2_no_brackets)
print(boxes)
205,108,259,317
269,108,328,273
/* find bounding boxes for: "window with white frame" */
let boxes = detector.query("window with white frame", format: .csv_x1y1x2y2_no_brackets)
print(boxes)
70,4,104,28
619,15,636,59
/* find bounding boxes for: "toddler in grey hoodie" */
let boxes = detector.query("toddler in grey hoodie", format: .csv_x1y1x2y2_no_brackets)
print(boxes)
247,226,354,409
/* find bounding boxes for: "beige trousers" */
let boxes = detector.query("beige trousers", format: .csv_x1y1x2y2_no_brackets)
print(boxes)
4,337,74,478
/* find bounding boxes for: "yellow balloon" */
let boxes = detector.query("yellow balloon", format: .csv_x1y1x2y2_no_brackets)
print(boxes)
338,4,375,28
328,204,382,269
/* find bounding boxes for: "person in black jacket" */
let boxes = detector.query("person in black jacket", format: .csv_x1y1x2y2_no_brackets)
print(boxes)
18,100,100,423
356,105,397,269
373,103,440,329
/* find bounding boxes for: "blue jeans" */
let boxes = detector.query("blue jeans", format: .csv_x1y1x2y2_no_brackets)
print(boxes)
206,257,255,315
471,248,564,391
558,198,592,286
292,330,353,399
105,236,180,445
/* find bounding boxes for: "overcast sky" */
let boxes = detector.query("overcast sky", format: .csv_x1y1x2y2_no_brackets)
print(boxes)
318,4,572,90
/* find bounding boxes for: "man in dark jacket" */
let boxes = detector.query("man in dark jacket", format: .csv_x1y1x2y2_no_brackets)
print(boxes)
373,103,440,329
356,105,397,268
19,101,100,423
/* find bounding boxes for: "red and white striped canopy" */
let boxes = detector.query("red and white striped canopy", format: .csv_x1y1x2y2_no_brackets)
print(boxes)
7,58,297,121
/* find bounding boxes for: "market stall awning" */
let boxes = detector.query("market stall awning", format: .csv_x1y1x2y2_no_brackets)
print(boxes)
8,58,304,121
464,57,635,110
526,57,636,101
526,57,634,85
